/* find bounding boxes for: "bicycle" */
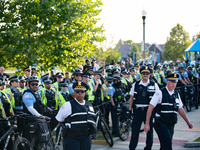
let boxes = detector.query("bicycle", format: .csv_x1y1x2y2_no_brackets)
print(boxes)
116,101,131,141
186,85,198,111
0,114,33,150
94,102,114,147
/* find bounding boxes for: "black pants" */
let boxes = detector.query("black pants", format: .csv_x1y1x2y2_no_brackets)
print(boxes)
105,103,112,127
154,121,175,150
111,105,117,134
63,133,91,150
129,109,153,150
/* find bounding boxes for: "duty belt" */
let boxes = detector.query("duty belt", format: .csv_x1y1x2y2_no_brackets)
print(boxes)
136,107,148,111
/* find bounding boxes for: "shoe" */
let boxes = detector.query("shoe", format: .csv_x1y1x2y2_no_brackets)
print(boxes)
58,142,61,145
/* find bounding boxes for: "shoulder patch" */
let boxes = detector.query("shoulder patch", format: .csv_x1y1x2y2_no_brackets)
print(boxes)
24,94,30,98
156,91,160,96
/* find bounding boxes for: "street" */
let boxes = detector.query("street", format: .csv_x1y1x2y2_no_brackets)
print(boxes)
91,107,200,150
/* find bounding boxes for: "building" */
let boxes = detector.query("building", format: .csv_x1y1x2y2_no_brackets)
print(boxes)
117,40,165,64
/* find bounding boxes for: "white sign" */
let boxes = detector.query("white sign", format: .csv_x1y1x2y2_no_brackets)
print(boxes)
141,41,144,51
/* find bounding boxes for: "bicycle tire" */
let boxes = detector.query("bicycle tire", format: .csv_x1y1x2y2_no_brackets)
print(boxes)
117,115,130,141
100,119,114,147
193,93,198,109
31,135,54,150
13,137,33,150
184,95,191,112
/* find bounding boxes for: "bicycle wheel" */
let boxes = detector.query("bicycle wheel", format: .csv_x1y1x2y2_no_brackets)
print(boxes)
13,137,33,150
100,119,114,147
184,95,191,112
117,115,130,141
193,93,198,109
31,135,54,150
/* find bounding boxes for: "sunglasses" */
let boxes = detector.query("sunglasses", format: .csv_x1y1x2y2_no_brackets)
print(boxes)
58,77,63,79
31,83,38,86
142,73,150,75
75,91,84,94
20,81,25,83
75,74,82,77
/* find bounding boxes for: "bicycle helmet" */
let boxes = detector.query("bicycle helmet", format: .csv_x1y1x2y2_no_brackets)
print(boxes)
72,69,82,75
28,76,39,83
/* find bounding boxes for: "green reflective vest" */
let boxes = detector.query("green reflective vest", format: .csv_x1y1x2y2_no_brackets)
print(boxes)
102,84,110,100
52,82,59,92
4,88,15,108
154,72,161,85
87,82,95,101
0,102,4,118
55,91,69,109
0,90,12,113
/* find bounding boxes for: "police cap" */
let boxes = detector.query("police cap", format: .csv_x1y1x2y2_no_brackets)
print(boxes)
106,66,112,71
105,76,113,82
113,76,121,81
140,66,150,74
187,66,193,70
112,68,120,74
56,72,64,77
165,73,179,82
73,81,88,91
19,76,25,82
0,78,6,85
93,70,102,75
9,76,20,82
23,66,31,72
130,68,135,72
41,73,49,80
43,77,52,84
82,72,90,78
60,81,68,87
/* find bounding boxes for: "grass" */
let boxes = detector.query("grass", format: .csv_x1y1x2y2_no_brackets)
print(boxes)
194,137,200,142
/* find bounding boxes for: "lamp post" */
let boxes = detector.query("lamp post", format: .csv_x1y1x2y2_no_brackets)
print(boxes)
142,10,146,64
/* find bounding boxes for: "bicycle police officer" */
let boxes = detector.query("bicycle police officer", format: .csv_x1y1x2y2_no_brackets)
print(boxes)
56,81,96,150
129,66,159,150
144,73,193,150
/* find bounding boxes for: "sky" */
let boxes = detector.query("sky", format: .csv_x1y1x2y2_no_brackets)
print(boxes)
96,0,200,49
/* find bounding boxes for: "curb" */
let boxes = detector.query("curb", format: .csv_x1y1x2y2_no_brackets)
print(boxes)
185,142,200,148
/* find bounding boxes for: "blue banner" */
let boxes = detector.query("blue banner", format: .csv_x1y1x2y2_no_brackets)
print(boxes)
132,52,135,65
158,53,160,63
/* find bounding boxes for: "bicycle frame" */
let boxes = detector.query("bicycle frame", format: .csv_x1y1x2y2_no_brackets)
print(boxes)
0,125,14,150
50,123,62,149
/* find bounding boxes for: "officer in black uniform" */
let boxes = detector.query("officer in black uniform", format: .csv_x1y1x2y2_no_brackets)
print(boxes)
56,81,96,150
144,73,193,150
63,72,72,85
108,76,125,136
82,72,90,101
22,76,50,142
128,66,159,150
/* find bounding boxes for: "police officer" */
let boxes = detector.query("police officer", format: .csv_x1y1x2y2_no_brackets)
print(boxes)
38,73,49,90
5,76,23,114
68,69,82,100
22,76,49,118
55,81,96,150
52,72,64,92
0,80,14,117
0,78,6,91
82,72,90,101
63,72,72,85
129,66,159,150
88,70,104,106
103,77,113,127
108,76,125,136
144,73,193,150
129,68,137,84
18,76,27,92
23,66,31,80
31,66,36,76
186,66,195,84
56,81,70,109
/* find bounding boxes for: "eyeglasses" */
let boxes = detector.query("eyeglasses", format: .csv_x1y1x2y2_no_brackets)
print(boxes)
75,91,84,94
142,73,150,75
31,83,38,86
58,77,63,79
75,74,82,77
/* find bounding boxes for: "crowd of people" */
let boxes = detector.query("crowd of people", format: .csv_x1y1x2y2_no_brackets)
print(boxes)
0,58,198,150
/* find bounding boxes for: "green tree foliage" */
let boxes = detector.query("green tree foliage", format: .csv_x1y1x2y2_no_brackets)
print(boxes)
0,0,104,72
163,23,191,62
103,46,121,64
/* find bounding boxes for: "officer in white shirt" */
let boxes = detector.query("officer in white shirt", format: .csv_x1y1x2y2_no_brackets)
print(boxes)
144,73,193,150
129,66,159,150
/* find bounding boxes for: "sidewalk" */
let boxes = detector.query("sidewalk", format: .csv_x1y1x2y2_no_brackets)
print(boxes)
92,107,200,150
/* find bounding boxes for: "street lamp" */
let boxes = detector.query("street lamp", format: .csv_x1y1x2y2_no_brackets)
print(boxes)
142,10,146,64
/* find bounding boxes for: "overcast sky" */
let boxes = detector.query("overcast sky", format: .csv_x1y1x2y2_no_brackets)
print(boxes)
96,0,200,48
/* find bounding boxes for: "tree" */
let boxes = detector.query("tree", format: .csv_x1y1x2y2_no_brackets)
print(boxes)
163,23,191,62
0,0,104,73
103,46,121,64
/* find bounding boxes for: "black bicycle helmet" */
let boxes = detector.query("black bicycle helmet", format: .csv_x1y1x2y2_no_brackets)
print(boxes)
28,76,39,83
72,69,82,75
